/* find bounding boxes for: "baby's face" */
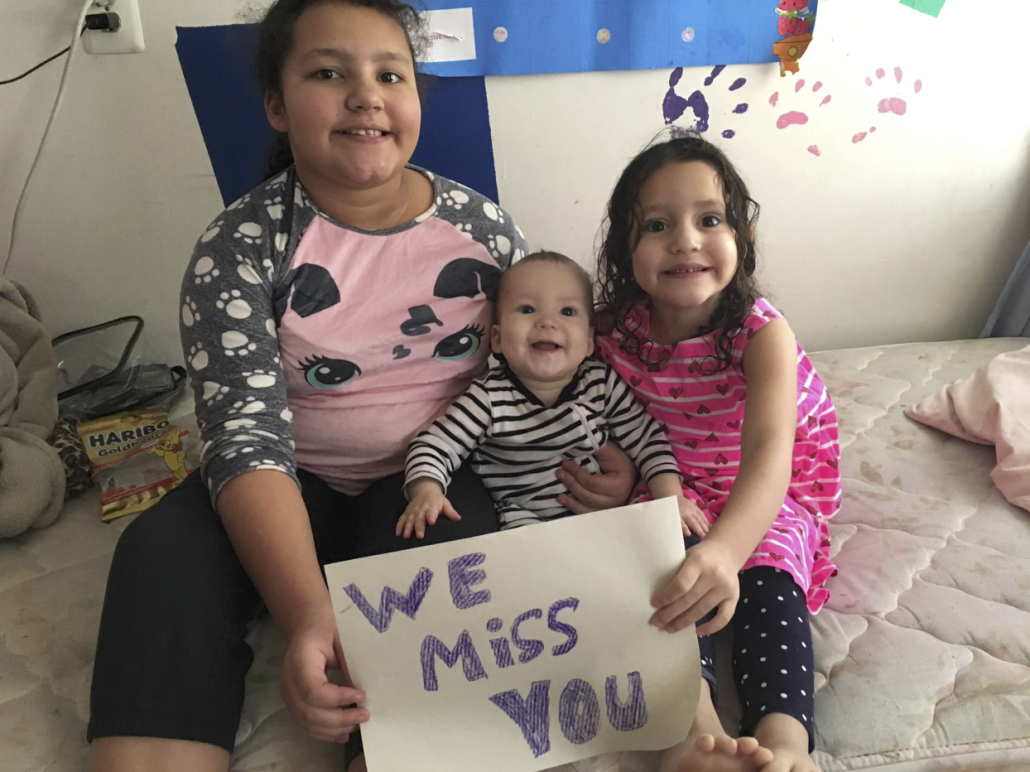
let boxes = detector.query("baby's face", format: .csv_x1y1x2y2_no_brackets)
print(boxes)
491,262,593,389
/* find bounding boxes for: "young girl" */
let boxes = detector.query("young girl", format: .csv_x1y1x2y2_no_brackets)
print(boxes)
595,134,841,772
86,3,633,771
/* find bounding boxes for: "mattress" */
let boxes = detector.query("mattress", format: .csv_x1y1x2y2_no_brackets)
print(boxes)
2,338,1028,772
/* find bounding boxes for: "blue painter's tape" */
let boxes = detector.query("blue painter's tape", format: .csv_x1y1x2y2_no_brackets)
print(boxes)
419,0,819,77
175,25,498,207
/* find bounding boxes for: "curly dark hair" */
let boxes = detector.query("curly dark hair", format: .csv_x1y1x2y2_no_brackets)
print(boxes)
255,0,428,179
595,131,761,373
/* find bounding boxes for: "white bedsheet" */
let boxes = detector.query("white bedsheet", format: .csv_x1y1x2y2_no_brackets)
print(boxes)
2,339,1028,772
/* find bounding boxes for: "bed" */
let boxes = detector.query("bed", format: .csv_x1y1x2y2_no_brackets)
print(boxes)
3,338,1029,772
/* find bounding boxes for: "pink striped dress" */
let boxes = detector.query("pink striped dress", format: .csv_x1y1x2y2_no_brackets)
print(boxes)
597,299,840,613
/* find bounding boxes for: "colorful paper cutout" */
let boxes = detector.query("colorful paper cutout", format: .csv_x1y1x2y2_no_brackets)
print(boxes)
773,0,816,76
900,0,946,17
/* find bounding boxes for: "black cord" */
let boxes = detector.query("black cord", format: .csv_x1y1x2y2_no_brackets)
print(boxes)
1,27,86,86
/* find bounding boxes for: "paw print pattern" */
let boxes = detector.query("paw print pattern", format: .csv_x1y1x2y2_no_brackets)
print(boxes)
281,408,294,423
455,223,474,239
216,290,253,320
188,343,208,372
487,234,512,259
243,369,277,388
274,232,288,252
265,318,278,338
182,297,200,327
262,258,275,282
229,396,267,416
234,222,263,245
482,202,506,224
225,417,258,431
441,189,470,210
193,256,221,285
268,171,288,188
248,460,288,472
235,255,262,285
222,331,257,357
227,193,252,211
202,381,230,404
265,196,284,220
201,219,224,243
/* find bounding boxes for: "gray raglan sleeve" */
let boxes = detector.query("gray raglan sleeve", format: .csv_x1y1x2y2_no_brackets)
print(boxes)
179,186,298,507
430,174,530,270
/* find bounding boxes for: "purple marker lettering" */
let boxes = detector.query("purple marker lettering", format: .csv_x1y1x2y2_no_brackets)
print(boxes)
511,609,545,664
344,567,433,634
559,679,600,745
605,672,648,731
547,598,580,656
490,636,516,669
448,552,491,610
420,630,488,691
489,681,552,757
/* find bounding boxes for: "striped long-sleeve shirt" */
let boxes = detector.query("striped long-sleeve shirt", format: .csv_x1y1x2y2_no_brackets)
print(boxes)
405,360,681,528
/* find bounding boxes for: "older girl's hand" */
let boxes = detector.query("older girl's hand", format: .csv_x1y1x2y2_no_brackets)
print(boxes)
555,443,637,514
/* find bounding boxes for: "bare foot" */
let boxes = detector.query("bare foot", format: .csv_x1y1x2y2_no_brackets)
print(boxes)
661,683,774,772
664,734,776,772
754,713,822,772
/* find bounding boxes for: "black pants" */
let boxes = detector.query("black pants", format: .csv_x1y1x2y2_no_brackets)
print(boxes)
87,466,497,755
691,535,816,751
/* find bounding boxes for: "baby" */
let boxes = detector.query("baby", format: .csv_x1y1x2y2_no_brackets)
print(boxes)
398,251,708,537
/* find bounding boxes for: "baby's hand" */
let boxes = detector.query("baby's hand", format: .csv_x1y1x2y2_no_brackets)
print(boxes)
676,495,710,538
648,474,709,538
396,479,461,539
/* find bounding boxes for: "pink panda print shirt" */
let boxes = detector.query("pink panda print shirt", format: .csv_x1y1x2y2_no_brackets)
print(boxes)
180,166,528,502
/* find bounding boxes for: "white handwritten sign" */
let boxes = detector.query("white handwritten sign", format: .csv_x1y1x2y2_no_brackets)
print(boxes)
326,498,700,772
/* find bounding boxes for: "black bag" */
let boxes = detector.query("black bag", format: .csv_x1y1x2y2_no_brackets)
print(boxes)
53,316,186,421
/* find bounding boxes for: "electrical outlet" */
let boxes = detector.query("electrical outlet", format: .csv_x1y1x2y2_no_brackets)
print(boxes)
84,0,145,54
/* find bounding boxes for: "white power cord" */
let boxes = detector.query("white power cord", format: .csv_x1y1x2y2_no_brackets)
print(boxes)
2,0,95,276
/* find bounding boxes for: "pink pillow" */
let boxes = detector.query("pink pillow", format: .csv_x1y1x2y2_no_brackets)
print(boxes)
906,344,1030,511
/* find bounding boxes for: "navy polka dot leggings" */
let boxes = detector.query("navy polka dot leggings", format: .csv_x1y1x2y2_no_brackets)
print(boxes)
691,537,816,750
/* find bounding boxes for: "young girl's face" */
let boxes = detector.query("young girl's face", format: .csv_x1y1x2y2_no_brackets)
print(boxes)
631,161,739,319
265,3,422,191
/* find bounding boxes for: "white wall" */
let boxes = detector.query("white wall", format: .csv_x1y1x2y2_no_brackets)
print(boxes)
2,0,1029,364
